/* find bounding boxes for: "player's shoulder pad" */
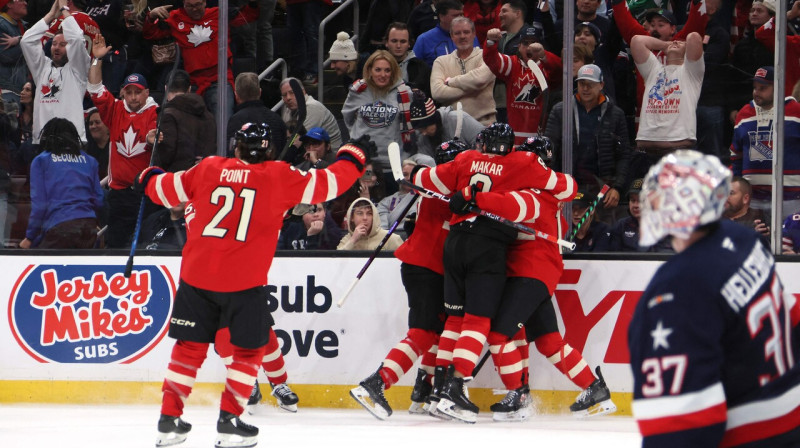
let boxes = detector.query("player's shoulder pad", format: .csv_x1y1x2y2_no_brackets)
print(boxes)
350,79,368,93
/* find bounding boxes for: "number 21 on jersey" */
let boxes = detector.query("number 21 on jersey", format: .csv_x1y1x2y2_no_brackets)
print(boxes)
202,186,256,242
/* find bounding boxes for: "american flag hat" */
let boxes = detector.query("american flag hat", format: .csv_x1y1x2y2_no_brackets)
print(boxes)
410,90,438,129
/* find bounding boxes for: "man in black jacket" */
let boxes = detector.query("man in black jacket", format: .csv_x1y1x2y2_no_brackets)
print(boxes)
545,64,632,224
226,72,287,157
154,69,216,172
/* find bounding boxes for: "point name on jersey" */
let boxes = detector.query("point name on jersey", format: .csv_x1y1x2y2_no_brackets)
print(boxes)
220,168,251,183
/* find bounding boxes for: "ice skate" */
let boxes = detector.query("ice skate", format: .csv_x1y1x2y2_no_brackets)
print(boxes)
215,411,258,448
155,414,192,447
425,365,452,420
570,366,617,418
436,366,478,424
246,380,263,415
490,385,531,422
408,368,432,414
270,382,299,413
350,367,393,420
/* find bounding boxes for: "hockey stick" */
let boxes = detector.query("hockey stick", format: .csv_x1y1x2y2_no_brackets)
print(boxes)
125,46,182,278
388,143,576,251
567,184,611,243
471,349,491,377
336,194,418,308
526,59,548,93
454,101,463,140
278,78,307,161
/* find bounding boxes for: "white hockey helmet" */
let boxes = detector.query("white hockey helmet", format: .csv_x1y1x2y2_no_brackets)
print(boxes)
639,150,731,247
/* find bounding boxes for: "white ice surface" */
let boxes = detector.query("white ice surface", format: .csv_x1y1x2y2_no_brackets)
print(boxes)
0,404,642,448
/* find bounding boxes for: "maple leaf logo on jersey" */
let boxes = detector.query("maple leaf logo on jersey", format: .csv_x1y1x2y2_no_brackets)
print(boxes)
41,80,60,99
116,126,147,158
187,24,212,46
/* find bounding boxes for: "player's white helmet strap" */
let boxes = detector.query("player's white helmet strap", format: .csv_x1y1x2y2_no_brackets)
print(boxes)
639,150,731,247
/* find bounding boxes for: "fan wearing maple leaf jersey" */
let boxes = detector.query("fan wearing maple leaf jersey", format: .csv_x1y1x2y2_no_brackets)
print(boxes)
138,124,369,447
88,34,158,248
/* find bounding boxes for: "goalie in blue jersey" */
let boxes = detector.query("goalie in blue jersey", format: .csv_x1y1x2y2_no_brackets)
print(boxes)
629,150,800,447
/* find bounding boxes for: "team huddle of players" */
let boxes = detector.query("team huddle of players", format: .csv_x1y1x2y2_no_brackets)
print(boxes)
350,123,616,424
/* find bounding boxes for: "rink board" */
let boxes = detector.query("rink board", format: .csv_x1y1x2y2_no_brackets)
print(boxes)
1,254,797,414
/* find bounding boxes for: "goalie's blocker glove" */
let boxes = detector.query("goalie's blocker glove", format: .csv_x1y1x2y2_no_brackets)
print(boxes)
336,135,377,171
134,166,165,195
449,184,479,215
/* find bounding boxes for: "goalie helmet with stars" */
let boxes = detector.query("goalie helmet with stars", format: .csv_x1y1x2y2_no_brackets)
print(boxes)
639,150,731,247
235,122,272,163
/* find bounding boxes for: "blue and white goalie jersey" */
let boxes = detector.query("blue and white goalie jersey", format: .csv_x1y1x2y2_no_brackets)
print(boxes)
628,220,800,447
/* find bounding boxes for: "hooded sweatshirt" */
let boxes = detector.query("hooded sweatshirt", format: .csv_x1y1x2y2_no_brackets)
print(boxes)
337,197,404,251
155,93,217,172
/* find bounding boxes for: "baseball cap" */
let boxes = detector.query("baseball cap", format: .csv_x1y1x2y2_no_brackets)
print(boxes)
575,22,602,42
645,9,676,25
628,178,643,196
519,25,543,43
753,66,774,84
301,127,330,143
576,64,603,83
122,73,148,90
573,188,593,208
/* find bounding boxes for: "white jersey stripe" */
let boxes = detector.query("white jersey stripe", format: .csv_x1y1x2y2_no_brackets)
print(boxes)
154,175,172,208
301,169,318,204
429,167,452,195
173,171,189,203
633,382,725,420
727,382,800,429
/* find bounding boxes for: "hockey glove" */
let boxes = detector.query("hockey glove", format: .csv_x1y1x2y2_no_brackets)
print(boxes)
134,166,165,195
449,184,479,215
336,135,375,171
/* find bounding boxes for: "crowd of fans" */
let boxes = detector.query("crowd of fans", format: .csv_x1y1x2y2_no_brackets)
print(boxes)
1,0,799,253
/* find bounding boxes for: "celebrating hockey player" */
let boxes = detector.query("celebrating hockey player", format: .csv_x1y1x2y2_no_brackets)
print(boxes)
459,138,616,421
629,150,800,446
350,140,468,420
135,122,370,448
411,123,575,423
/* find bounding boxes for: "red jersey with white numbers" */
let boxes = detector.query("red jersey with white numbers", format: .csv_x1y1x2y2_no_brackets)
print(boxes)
475,187,575,293
142,7,239,94
145,157,362,291
91,86,157,189
394,195,451,275
43,11,100,52
412,149,576,227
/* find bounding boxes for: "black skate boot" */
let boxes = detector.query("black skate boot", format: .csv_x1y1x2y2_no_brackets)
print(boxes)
490,384,532,422
570,366,617,418
425,365,452,420
246,380,262,415
436,365,479,424
155,414,192,447
270,382,299,413
349,366,393,420
408,368,432,414
215,411,258,448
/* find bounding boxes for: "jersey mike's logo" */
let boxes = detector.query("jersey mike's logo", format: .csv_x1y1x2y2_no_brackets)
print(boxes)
8,265,175,364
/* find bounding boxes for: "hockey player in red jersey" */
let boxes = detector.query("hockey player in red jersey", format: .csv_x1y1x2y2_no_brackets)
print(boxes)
464,137,616,421
349,141,467,420
136,123,370,447
630,150,800,447
411,123,576,423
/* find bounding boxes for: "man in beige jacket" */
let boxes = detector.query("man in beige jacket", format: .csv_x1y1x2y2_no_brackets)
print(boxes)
430,16,496,126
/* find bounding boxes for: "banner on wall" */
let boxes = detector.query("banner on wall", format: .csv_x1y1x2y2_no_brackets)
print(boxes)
1,255,798,393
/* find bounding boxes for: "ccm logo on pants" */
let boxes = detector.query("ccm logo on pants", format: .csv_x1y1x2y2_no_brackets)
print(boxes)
171,318,196,327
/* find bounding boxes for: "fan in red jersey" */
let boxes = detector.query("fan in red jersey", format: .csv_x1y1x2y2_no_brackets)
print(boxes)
136,123,371,448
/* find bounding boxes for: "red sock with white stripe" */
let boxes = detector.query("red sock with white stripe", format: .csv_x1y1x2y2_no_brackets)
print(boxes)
488,331,523,389
452,313,490,378
161,340,209,417
419,336,440,379
379,328,438,389
534,332,595,389
435,316,462,368
220,345,264,416
262,328,288,385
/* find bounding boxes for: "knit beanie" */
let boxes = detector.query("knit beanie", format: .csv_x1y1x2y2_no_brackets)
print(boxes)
410,91,438,129
329,32,358,61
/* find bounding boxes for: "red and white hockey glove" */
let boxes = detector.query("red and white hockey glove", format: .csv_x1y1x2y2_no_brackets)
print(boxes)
134,166,165,195
336,135,375,171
